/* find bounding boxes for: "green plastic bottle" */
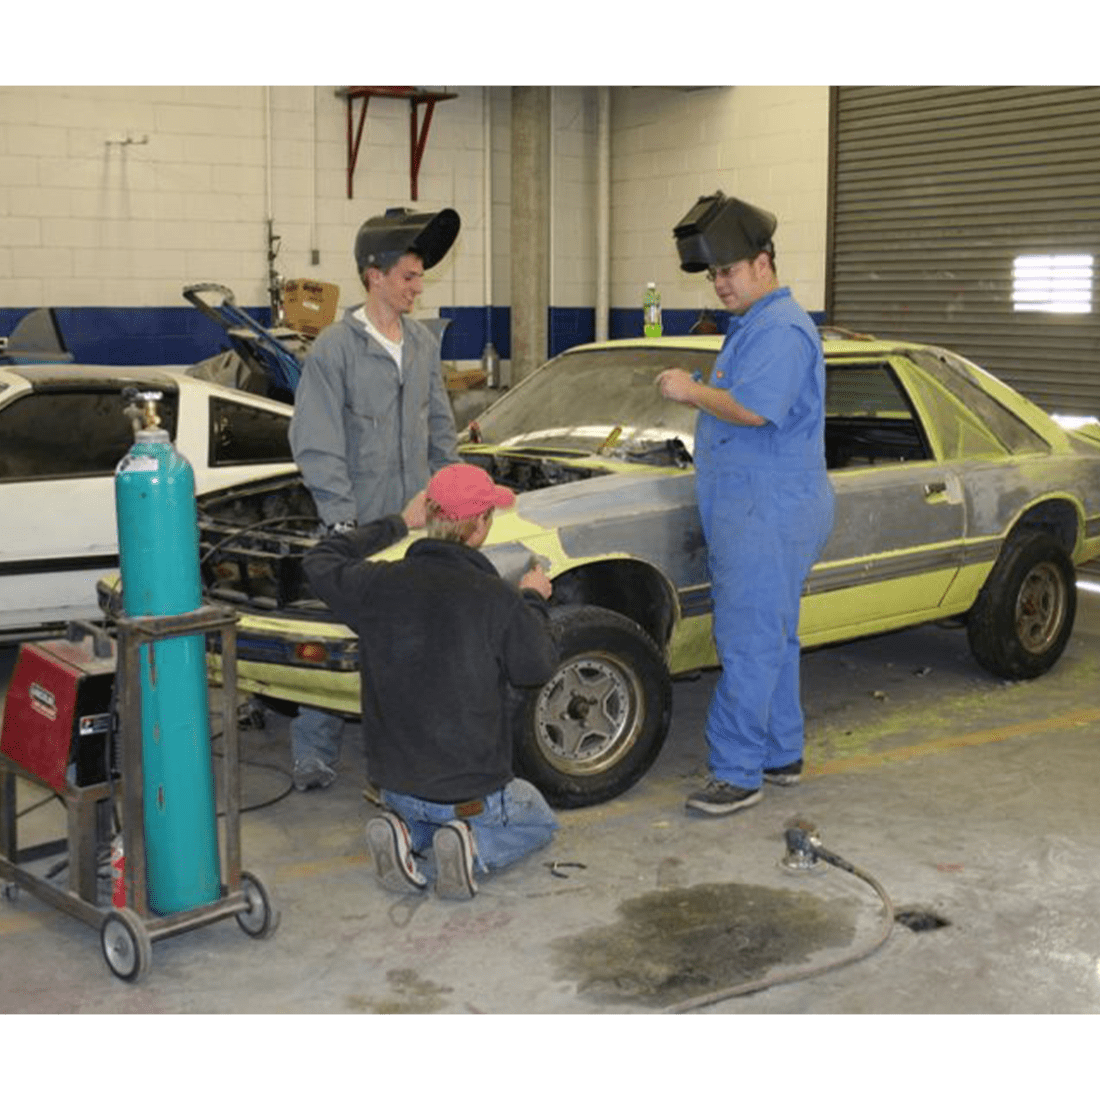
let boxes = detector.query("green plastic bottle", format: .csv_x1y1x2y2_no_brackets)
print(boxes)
643,281,662,338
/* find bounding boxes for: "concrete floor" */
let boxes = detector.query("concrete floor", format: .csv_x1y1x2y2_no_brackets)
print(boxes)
2,569,1100,1040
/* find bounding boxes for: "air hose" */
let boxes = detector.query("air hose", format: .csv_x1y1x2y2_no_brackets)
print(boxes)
664,819,895,1014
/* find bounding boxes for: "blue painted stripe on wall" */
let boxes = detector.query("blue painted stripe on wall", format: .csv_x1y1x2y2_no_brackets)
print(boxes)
438,305,511,360
1,305,272,367
611,307,827,340
2,304,828,368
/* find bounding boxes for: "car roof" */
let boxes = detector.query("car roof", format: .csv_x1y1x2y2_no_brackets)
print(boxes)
0,363,189,387
0,363,292,415
561,334,925,358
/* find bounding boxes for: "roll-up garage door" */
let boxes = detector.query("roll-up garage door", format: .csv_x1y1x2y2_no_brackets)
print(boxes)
827,86,1100,416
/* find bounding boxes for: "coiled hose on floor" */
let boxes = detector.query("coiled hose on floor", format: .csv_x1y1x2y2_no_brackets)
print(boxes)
664,820,895,1014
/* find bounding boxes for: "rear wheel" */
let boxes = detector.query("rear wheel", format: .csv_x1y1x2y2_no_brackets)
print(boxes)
966,531,1076,680
515,606,672,808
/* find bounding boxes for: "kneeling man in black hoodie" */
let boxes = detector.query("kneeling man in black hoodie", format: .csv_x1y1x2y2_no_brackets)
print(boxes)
304,463,559,901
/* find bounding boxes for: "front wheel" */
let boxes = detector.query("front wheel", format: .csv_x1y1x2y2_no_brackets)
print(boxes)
966,531,1076,680
515,606,673,808
101,908,152,982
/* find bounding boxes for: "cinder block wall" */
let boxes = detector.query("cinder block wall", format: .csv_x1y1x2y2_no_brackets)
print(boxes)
0,86,829,365
610,86,830,319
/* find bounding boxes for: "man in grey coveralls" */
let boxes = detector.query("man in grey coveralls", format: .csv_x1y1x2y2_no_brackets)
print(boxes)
286,206,462,791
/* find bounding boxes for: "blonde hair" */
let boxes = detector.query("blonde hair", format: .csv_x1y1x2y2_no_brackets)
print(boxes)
425,500,491,543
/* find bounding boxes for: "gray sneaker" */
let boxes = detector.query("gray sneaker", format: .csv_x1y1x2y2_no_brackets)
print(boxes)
292,758,337,792
763,759,803,786
685,779,763,816
432,821,477,901
365,813,427,893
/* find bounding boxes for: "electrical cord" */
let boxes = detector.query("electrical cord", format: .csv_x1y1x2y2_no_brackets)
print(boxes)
208,726,295,813
199,513,319,567
662,833,895,1014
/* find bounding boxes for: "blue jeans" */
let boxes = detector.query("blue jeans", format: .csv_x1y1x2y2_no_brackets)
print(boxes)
290,705,344,768
382,779,557,877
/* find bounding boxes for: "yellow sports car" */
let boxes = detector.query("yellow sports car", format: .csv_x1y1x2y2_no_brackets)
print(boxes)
106,334,1100,807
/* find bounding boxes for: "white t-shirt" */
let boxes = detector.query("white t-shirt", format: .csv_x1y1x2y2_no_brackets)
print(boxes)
355,307,403,379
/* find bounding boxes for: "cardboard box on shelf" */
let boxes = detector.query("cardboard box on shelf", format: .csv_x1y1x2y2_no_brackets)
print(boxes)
282,280,339,336
445,367,487,391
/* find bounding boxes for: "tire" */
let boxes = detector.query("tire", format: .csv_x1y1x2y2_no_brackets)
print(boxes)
101,907,153,983
515,605,673,809
235,870,278,939
966,531,1076,680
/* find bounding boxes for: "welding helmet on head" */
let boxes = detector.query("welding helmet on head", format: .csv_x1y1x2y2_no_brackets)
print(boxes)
353,206,461,273
673,191,777,272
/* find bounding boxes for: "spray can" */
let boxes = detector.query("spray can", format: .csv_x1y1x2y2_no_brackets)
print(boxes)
643,282,662,338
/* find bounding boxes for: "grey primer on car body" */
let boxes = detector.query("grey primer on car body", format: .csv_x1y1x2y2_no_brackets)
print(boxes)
527,474,707,579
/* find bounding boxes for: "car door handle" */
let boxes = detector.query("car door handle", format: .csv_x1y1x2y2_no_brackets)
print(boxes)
924,481,947,497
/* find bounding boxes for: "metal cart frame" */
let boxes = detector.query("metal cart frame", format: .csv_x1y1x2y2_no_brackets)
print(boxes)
0,606,277,982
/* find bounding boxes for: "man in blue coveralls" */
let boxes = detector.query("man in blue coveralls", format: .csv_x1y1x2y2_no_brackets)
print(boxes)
657,191,835,815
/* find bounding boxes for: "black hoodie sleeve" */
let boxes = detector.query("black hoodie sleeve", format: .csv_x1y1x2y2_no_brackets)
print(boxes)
303,514,407,625
500,591,559,688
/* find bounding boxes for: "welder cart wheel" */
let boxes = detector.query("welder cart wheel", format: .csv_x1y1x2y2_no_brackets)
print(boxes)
101,907,153,982
236,870,277,938
2,882,18,903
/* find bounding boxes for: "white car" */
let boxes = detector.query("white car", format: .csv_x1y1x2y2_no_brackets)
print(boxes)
0,363,296,638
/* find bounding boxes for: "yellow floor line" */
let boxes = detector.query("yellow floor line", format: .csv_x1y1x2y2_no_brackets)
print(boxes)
810,706,1100,777
274,853,368,882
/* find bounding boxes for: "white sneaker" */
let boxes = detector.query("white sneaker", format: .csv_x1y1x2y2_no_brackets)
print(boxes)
365,813,427,893
432,821,477,901
292,758,337,792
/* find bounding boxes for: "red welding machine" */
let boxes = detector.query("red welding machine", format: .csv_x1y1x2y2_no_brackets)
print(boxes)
0,634,117,792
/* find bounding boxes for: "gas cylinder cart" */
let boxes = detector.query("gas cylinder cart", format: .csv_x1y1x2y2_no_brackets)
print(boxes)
0,610,278,982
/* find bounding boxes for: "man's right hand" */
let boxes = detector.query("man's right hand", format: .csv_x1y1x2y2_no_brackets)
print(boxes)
519,561,552,599
401,490,428,530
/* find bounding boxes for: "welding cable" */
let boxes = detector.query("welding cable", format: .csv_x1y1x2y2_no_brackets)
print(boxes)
199,514,319,566
208,727,294,812
662,845,895,1014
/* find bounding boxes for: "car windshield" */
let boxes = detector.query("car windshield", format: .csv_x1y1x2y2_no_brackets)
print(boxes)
469,346,715,457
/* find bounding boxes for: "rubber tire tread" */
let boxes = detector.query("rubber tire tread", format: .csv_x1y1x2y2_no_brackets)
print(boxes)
966,530,1076,680
514,604,673,809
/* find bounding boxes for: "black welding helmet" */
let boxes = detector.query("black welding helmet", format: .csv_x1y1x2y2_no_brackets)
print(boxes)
673,191,778,272
353,206,461,272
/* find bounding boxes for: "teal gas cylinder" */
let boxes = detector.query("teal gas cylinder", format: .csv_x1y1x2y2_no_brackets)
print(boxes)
115,393,221,914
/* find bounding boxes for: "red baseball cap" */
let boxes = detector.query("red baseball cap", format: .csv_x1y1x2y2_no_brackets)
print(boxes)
426,463,515,521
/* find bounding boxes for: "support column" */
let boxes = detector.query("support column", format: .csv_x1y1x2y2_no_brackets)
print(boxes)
510,87,551,387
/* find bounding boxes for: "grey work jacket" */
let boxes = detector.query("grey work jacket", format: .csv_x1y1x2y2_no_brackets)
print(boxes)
289,306,459,526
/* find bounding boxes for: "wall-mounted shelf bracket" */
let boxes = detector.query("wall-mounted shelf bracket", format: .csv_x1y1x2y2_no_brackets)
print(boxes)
335,86,458,201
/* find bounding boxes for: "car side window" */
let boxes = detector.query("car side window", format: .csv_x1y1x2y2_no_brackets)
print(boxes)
825,364,930,468
907,349,1049,455
208,395,293,466
0,389,179,482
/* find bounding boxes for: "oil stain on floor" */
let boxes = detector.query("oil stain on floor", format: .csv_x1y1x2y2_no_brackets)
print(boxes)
552,881,856,1009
